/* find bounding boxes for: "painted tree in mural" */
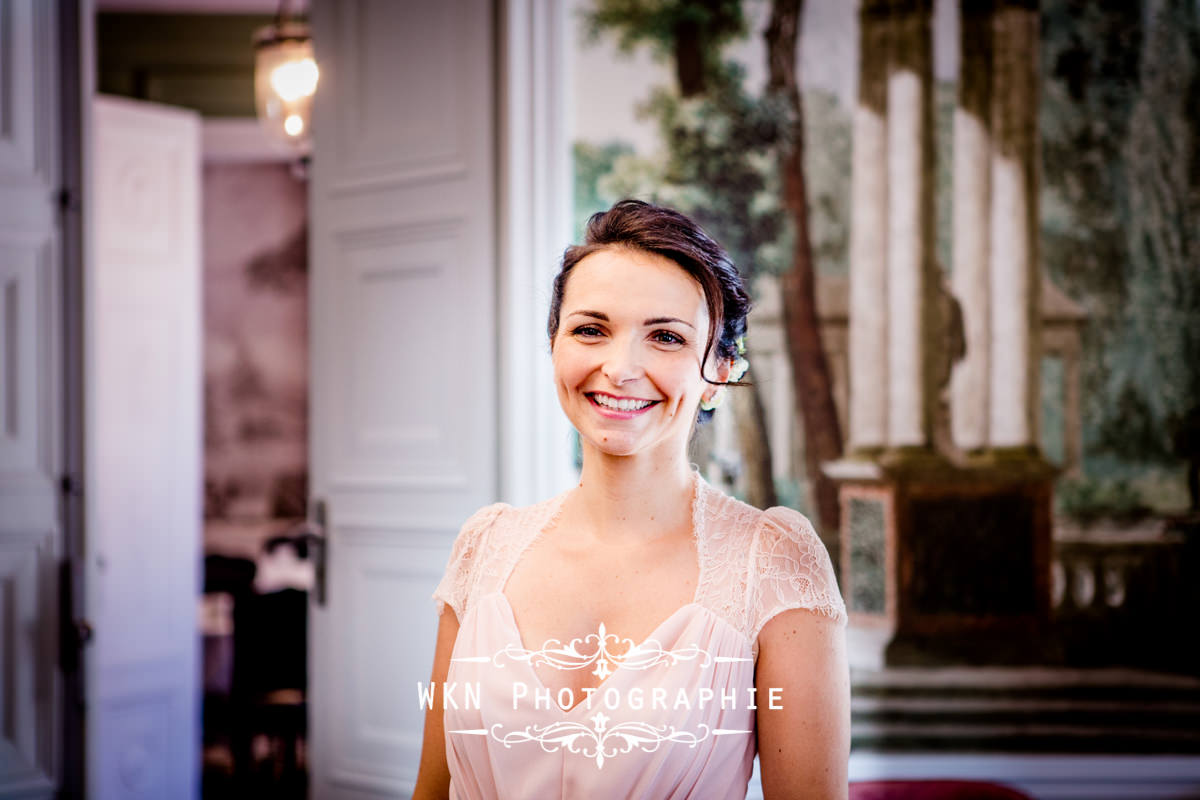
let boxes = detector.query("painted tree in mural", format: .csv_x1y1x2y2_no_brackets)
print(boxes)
1042,0,1200,512
574,141,634,240
762,0,843,534
585,0,845,529
1041,0,1140,321
586,0,780,511
1109,0,1200,510
1040,0,1141,498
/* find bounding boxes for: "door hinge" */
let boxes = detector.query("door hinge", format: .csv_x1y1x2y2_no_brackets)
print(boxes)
58,560,92,673
56,187,80,218
60,473,83,498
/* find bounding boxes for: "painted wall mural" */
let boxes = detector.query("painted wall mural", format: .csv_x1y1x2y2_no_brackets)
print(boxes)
570,0,1200,695
202,163,309,555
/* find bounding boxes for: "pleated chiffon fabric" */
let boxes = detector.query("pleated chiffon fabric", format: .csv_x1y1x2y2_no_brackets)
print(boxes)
431,467,847,799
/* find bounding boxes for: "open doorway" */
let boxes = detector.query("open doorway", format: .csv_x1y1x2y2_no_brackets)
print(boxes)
199,153,310,798
96,7,312,798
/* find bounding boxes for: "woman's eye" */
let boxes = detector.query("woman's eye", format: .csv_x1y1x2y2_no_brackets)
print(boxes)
572,325,603,337
653,330,686,346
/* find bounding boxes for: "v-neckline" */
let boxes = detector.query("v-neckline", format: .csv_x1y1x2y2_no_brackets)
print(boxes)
493,467,707,716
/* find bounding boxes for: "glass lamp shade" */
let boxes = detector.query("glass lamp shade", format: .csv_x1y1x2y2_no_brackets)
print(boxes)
254,21,318,156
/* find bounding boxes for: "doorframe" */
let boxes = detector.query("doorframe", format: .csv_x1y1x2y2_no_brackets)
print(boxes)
58,1,91,797
497,0,577,505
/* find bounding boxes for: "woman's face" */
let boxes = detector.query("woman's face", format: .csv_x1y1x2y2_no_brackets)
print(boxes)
551,246,728,460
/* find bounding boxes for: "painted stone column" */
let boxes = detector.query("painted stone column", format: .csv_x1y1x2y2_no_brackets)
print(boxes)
839,0,1053,676
950,0,993,452
885,0,936,450
988,0,1041,449
848,0,892,454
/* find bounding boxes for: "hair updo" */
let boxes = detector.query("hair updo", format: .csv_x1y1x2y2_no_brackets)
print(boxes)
547,199,753,426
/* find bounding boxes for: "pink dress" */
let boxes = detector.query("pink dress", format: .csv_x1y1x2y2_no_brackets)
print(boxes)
431,468,847,799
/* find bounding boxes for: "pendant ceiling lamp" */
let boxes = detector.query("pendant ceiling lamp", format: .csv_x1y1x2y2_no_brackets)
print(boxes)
254,1,318,158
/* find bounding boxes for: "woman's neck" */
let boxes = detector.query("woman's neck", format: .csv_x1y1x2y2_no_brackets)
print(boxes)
569,448,696,545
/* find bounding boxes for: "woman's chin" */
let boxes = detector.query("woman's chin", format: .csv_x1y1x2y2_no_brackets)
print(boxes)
579,428,687,460
584,437,641,457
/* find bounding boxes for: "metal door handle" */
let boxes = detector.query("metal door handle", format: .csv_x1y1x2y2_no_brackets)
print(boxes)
305,498,328,606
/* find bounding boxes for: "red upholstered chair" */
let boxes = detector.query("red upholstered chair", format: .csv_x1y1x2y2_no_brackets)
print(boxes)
849,780,1036,800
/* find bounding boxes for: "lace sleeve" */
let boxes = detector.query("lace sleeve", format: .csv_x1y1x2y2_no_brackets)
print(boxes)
431,502,507,621
748,505,847,646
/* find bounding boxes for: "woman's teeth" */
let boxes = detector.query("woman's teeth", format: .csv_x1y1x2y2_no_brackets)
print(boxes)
592,393,654,411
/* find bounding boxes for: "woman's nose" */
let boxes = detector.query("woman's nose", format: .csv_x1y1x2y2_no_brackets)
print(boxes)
601,339,644,385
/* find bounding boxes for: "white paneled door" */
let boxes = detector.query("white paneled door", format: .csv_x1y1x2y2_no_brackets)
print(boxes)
88,96,201,800
0,1,63,797
307,1,498,796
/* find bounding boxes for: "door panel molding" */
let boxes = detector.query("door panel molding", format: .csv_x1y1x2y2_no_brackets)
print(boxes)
0,2,62,798
308,0,497,795
87,95,200,800
325,0,472,194
308,2,574,795
0,1,56,184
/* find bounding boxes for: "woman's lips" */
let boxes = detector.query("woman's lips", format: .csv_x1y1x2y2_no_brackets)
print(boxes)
586,392,661,419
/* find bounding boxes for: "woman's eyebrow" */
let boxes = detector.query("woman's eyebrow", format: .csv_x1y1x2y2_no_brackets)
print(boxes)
567,310,695,330
644,316,695,329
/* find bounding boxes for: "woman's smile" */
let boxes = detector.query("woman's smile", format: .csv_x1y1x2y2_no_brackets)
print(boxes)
586,391,662,417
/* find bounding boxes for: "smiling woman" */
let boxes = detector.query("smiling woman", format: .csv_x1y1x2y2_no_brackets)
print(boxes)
548,199,753,430
414,200,849,800
551,246,720,457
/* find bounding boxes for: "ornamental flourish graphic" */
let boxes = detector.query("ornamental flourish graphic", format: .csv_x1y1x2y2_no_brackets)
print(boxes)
442,620,757,769
451,716,752,769
452,620,749,679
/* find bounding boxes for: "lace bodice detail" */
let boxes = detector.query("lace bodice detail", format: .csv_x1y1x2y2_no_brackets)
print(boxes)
431,468,846,660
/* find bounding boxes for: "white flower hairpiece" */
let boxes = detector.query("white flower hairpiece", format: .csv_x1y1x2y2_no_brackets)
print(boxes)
729,355,750,383
699,337,750,412
729,334,749,382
